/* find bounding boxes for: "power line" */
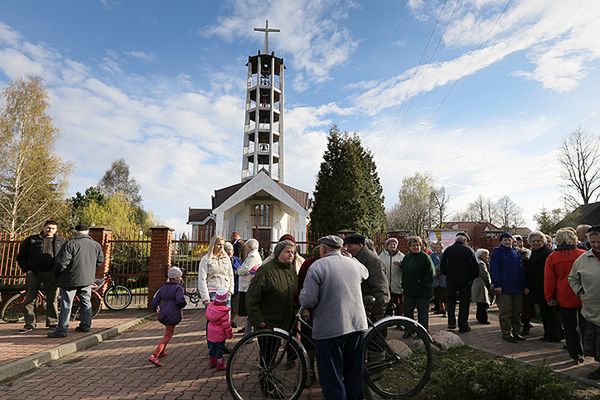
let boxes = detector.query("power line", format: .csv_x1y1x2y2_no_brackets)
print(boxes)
377,0,449,156
401,0,513,161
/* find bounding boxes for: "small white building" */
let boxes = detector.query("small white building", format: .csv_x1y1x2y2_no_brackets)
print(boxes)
188,21,310,251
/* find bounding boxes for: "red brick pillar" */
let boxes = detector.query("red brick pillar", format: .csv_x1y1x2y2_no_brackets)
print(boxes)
89,228,112,278
148,226,174,308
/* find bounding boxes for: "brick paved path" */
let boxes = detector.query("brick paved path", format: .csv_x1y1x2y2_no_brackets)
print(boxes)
1,304,599,399
0,308,150,366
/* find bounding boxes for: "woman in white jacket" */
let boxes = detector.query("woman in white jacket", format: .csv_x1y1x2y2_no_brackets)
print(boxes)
236,238,262,336
198,235,234,306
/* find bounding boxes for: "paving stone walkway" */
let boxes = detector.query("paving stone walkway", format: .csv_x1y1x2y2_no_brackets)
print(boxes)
1,304,599,399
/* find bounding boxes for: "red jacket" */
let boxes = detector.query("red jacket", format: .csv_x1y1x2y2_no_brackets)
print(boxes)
544,247,586,308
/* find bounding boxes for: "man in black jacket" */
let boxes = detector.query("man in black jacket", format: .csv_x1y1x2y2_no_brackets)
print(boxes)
344,234,390,321
48,224,104,338
16,220,66,333
440,232,479,333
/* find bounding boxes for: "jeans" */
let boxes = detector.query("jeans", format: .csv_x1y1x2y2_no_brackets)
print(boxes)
446,283,472,329
315,331,364,400
55,286,92,334
403,296,430,331
24,271,59,328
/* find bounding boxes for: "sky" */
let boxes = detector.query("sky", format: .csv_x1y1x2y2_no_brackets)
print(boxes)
1,0,600,233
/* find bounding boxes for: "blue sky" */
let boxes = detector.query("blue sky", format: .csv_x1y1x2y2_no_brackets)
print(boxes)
1,0,600,233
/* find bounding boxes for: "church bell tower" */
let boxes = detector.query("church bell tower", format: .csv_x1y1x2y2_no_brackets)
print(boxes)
241,20,285,183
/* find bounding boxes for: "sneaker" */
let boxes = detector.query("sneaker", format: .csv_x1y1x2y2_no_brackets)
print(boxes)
75,326,90,333
18,326,35,334
458,326,472,333
513,334,526,341
148,354,162,367
47,332,68,338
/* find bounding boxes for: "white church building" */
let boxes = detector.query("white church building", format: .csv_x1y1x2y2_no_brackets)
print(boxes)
188,22,311,251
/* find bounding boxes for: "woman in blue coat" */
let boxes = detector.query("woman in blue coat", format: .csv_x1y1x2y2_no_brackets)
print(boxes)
489,232,529,343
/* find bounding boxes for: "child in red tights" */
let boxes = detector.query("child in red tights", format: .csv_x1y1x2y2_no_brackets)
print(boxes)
148,266,187,367
205,288,233,370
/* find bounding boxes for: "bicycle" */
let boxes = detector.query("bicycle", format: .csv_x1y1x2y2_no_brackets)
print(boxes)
226,297,433,400
1,286,103,323
179,266,201,305
94,271,133,311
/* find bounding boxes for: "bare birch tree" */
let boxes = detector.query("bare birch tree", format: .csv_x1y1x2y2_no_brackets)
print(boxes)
0,77,70,234
559,127,600,210
496,195,524,230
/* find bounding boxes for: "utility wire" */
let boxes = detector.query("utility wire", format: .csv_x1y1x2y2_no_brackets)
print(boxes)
401,0,513,161
377,0,449,156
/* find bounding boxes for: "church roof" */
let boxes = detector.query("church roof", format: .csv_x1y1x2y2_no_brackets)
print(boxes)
211,174,310,210
187,208,213,224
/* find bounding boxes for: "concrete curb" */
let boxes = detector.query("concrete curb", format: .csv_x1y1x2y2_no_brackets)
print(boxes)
0,313,154,383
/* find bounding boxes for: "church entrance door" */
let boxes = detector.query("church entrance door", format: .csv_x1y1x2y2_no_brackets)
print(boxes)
253,228,271,255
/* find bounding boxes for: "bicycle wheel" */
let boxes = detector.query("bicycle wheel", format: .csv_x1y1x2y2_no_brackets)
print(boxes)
103,285,133,310
1,292,26,323
364,317,433,398
226,329,307,400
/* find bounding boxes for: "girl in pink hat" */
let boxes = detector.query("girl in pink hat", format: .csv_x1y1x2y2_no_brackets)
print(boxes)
205,287,233,370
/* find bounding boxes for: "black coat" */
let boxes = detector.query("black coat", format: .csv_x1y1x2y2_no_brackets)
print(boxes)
17,233,66,274
440,242,479,286
525,244,553,303
355,246,390,320
54,235,104,288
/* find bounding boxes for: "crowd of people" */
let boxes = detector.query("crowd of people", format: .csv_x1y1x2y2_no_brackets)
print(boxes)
14,220,600,397
185,223,600,398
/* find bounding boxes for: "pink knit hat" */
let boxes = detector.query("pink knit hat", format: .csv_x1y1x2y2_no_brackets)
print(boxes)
214,288,229,303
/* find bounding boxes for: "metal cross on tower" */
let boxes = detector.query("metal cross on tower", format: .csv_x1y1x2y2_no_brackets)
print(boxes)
254,20,280,54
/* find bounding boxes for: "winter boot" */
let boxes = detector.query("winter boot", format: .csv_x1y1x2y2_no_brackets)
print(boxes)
209,356,217,368
216,357,226,371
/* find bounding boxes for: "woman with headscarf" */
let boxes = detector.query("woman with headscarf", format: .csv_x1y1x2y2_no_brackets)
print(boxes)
569,225,600,379
545,227,586,364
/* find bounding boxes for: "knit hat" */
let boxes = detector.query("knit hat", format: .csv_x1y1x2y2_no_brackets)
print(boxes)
75,224,90,231
499,232,513,241
278,234,296,244
385,237,399,246
167,266,183,279
344,234,366,245
214,288,229,303
274,240,296,259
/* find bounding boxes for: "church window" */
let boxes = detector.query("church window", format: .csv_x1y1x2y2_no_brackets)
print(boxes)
253,204,272,227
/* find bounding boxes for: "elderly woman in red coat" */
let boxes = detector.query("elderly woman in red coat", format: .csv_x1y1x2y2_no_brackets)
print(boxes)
545,227,586,364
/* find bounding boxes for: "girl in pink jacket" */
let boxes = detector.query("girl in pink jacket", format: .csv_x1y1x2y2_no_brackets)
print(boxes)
205,288,233,370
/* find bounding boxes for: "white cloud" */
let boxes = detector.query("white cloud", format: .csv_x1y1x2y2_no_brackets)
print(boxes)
0,22,20,45
124,50,155,62
354,1,600,114
200,0,358,84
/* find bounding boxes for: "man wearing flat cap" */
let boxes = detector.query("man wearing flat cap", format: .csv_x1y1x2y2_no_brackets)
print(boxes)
300,235,369,399
343,234,390,322
49,224,104,338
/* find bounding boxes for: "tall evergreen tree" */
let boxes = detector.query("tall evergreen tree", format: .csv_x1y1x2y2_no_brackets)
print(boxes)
0,77,71,234
311,125,385,237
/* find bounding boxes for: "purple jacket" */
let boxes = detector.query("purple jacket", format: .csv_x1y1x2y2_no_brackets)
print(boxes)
151,282,187,326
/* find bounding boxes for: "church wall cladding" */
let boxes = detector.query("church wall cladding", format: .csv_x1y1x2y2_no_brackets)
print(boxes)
0,227,209,309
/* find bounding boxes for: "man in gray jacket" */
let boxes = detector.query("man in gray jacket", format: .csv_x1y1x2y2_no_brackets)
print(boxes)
48,224,104,338
344,234,390,321
300,235,369,400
